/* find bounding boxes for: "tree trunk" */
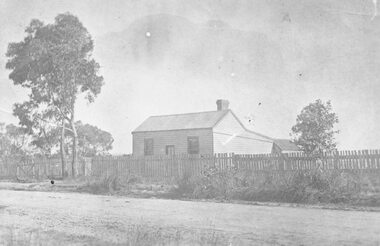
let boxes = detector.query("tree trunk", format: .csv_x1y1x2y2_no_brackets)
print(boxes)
60,120,67,179
70,118,78,178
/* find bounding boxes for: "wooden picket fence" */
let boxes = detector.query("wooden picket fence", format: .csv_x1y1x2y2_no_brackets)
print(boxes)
2,150,380,181
0,156,91,181
91,150,380,179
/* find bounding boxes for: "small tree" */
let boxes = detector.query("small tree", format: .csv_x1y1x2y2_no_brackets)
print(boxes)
75,121,114,157
29,121,113,158
291,99,339,155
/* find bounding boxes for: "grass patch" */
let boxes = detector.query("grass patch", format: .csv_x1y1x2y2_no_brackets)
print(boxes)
75,174,173,198
76,173,142,195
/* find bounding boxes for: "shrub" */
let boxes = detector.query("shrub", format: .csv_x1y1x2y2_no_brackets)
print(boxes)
166,172,197,199
169,165,247,200
235,169,359,204
192,165,242,199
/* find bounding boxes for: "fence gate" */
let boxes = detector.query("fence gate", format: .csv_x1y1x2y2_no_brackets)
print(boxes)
0,157,63,181
16,158,51,180
17,159,37,180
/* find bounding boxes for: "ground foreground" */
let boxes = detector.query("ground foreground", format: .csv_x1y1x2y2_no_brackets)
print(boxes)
0,190,379,245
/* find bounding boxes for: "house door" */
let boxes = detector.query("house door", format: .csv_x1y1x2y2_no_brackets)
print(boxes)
166,145,175,155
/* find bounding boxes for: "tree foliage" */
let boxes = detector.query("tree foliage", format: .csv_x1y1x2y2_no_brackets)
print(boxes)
291,100,339,155
6,14,103,105
75,121,114,157
0,121,113,158
31,125,61,156
0,123,31,156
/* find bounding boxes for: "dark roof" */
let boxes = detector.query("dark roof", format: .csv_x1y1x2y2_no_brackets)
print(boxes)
274,139,300,151
133,110,230,132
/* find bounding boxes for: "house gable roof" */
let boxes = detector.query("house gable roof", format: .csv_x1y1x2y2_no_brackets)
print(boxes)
132,110,230,133
228,111,273,141
133,109,275,142
274,139,300,151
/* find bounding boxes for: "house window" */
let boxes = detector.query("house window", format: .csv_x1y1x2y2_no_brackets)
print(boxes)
166,145,175,155
144,138,154,155
187,136,199,154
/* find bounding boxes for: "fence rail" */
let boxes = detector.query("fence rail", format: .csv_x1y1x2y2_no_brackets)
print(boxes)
1,150,380,180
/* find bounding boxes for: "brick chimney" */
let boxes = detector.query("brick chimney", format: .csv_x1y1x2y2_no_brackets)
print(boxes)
216,99,229,111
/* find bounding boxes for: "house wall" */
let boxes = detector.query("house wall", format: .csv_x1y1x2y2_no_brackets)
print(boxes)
271,143,282,155
213,111,273,154
132,128,213,156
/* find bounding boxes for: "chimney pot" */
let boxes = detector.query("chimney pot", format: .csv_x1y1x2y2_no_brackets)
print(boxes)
216,99,229,111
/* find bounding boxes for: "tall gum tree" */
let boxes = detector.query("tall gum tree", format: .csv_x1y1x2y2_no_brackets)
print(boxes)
6,13,104,177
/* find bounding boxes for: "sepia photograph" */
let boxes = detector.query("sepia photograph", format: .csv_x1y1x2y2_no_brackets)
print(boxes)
0,0,380,245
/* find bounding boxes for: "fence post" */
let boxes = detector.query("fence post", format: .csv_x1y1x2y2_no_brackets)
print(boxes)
279,154,284,171
333,151,339,170
232,153,236,170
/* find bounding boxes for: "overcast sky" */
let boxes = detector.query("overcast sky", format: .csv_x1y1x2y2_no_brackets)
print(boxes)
1,0,379,154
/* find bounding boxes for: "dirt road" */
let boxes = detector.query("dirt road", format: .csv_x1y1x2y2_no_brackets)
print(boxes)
0,190,379,245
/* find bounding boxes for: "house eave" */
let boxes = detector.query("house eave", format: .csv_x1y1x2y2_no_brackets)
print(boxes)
132,127,213,134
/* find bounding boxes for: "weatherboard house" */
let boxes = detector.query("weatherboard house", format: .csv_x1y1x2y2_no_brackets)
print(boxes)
132,100,299,156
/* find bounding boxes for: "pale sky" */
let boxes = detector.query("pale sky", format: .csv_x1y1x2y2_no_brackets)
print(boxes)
0,0,379,154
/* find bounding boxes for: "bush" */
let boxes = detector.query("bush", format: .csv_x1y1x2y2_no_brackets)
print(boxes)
234,169,361,204
169,165,246,200
166,172,197,199
192,165,243,199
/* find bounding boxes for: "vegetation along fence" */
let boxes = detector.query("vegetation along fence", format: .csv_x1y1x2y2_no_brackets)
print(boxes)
91,150,380,179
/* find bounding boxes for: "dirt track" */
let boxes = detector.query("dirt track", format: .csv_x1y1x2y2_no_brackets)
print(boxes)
0,190,380,245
